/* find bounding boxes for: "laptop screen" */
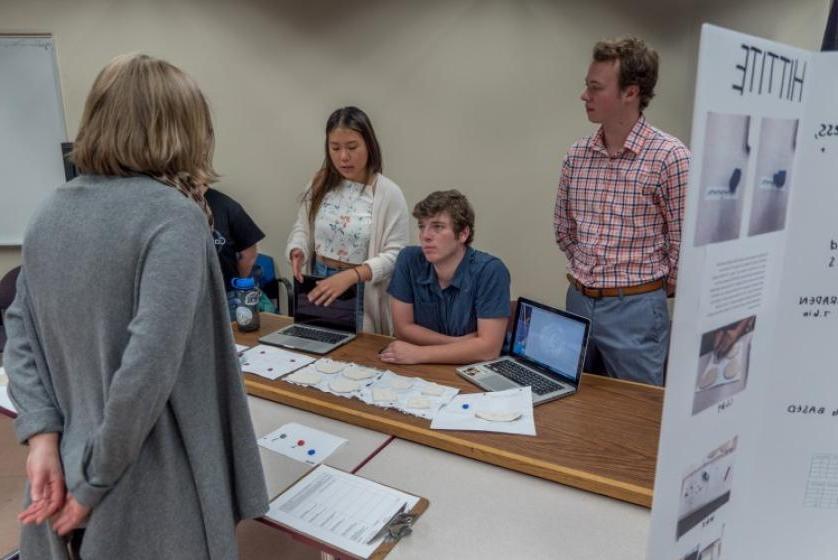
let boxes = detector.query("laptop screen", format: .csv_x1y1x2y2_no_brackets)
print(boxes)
293,275,358,333
510,298,589,384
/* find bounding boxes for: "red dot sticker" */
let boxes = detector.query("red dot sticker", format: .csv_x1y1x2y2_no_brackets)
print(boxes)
297,440,305,446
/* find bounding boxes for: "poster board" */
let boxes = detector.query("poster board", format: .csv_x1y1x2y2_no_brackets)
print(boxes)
649,24,838,559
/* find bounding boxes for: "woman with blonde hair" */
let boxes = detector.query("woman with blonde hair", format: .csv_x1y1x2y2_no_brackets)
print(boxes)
4,54,268,558
287,106,409,334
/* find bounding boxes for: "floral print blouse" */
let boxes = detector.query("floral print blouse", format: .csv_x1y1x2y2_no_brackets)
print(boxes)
314,180,374,264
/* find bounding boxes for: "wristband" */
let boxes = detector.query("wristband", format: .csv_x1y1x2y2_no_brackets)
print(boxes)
352,267,363,283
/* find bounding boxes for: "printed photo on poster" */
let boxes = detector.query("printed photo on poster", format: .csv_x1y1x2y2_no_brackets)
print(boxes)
748,118,798,236
677,437,737,539
680,534,724,560
694,113,752,247
693,316,755,415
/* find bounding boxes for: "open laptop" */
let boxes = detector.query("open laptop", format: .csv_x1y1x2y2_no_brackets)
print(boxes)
457,297,590,405
259,275,357,354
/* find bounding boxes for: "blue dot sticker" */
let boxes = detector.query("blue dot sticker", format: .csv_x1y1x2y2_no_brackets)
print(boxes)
462,403,470,410
307,449,316,456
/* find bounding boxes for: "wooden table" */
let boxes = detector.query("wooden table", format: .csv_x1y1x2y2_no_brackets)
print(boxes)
239,314,664,507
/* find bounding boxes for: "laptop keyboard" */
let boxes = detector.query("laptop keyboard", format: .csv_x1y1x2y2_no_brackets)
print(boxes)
486,359,563,395
284,325,349,345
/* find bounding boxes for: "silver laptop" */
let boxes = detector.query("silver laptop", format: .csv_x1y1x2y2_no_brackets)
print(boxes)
457,297,590,405
259,275,357,354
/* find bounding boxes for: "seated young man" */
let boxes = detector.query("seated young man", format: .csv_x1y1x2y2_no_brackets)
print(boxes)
380,189,510,365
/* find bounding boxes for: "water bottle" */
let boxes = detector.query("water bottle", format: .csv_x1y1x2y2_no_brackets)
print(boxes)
231,277,261,332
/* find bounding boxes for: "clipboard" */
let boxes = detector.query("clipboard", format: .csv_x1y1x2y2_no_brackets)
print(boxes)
367,495,429,560
264,464,429,560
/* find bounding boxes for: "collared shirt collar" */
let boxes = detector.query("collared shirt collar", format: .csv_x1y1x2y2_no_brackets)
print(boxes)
416,246,474,290
591,114,651,156
448,246,474,290
417,260,436,285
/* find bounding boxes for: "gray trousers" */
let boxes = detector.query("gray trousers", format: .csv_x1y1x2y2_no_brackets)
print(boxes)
566,285,669,386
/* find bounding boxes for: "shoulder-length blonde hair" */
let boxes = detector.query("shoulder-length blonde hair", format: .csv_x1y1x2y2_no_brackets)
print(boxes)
71,54,218,224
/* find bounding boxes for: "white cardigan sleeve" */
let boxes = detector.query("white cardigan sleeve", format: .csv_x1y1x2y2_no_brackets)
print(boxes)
285,188,314,267
364,180,410,285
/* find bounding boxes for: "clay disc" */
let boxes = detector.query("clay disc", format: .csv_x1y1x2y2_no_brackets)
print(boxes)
286,369,322,386
344,367,377,380
329,377,360,393
475,410,522,422
316,360,345,374
389,377,415,390
698,366,718,389
406,396,432,409
421,384,445,397
723,359,741,380
372,387,397,402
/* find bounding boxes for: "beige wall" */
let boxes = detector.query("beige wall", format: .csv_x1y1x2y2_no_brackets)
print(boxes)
0,0,829,308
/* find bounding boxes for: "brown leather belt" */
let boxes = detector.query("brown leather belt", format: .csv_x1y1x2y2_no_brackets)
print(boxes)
317,255,361,271
566,274,665,299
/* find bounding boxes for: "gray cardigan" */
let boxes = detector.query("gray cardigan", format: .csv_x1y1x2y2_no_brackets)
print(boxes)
4,175,268,559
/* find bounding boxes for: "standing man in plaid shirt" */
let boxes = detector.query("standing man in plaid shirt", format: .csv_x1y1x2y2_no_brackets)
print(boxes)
554,37,690,386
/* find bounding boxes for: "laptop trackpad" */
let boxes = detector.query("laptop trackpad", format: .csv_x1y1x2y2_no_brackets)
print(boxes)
484,376,520,391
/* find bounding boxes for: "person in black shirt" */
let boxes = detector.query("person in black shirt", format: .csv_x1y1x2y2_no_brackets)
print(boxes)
203,187,265,314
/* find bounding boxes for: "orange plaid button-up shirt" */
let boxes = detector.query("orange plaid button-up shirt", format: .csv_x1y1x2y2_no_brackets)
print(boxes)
554,116,690,290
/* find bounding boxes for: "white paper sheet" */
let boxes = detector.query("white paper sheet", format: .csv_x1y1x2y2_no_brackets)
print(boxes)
356,370,459,420
239,345,315,380
430,386,536,435
284,361,379,397
0,367,16,414
284,359,459,419
267,464,419,559
258,422,347,466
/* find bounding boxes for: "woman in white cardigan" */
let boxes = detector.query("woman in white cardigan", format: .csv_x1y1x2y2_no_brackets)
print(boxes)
286,107,409,334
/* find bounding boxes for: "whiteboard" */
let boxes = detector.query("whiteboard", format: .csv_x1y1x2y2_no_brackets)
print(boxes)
0,35,67,245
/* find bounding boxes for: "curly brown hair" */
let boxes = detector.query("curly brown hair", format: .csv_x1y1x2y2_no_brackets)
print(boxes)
592,36,659,111
412,190,475,245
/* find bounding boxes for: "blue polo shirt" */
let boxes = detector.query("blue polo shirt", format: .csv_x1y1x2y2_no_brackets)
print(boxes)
387,246,511,336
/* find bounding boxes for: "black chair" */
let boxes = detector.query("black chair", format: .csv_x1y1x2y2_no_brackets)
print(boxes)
0,266,21,352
